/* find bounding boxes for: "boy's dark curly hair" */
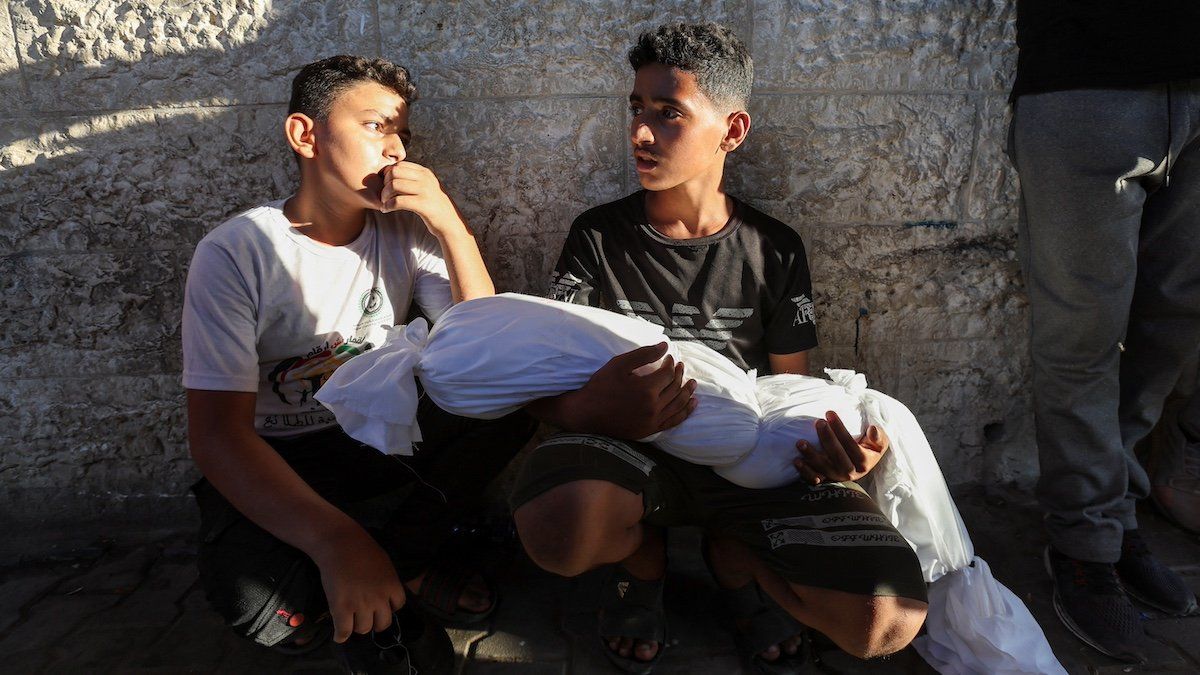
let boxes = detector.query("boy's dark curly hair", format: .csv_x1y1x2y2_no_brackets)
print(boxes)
288,55,418,120
628,23,753,109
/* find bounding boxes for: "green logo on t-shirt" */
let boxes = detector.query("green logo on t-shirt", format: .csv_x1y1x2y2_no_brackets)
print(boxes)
360,288,385,316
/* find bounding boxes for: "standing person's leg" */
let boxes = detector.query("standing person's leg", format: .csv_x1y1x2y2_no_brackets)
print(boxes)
1011,85,1196,662
1146,358,1200,533
1120,81,1200,541
1012,87,1163,564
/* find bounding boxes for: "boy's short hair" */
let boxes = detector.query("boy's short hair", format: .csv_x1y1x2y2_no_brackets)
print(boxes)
288,55,418,120
627,22,753,110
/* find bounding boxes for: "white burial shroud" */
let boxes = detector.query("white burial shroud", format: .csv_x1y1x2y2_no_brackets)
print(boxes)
316,293,761,464
740,369,1067,674
315,292,1065,675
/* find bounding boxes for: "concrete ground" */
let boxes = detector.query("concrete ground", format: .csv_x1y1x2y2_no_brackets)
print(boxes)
1,488,1197,674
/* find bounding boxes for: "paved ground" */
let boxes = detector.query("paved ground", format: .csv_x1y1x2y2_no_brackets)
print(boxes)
1,487,1197,674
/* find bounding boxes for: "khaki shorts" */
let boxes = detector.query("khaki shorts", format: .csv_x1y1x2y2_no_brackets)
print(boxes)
511,433,927,602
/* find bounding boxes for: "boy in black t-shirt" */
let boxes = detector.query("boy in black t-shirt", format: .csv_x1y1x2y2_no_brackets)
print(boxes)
512,23,928,674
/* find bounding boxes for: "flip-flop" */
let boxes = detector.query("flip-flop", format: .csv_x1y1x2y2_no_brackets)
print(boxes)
701,539,809,674
719,580,810,674
597,564,667,675
410,564,497,626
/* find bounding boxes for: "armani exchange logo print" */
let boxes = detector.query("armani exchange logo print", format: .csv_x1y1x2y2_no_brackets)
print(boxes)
549,271,584,303
616,300,753,351
792,294,816,327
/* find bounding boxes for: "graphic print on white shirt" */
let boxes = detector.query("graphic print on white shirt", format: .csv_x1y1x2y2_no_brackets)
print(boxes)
182,200,452,437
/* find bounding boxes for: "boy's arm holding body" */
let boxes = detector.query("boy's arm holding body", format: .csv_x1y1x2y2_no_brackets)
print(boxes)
525,344,697,440
767,349,889,484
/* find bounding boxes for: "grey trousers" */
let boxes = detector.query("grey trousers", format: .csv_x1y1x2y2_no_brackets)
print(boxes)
1009,82,1200,562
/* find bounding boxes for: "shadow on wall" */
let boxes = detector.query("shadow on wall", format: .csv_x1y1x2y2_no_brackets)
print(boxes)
0,3,384,536
0,1,629,541
0,1,1032,549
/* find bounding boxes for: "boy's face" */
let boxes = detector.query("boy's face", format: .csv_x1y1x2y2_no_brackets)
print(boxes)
307,81,411,210
629,63,733,191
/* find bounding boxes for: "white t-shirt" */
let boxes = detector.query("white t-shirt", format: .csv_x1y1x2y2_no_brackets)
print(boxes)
182,199,452,437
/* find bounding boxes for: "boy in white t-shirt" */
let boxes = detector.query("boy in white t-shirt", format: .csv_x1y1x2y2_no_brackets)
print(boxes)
182,55,534,672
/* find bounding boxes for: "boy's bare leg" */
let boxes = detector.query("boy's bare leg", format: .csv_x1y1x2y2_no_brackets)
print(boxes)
709,538,927,659
515,479,664,662
706,537,805,662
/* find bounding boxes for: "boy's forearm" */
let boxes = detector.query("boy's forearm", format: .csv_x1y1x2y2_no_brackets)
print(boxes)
526,389,594,432
189,422,363,560
435,224,494,303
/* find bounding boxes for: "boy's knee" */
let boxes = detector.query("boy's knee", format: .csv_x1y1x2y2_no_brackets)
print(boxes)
514,480,642,577
840,596,928,660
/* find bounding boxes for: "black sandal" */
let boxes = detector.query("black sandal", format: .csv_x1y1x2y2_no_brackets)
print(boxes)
720,580,810,674
410,564,497,626
597,564,667,674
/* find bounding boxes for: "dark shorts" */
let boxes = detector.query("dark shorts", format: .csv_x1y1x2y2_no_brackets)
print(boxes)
510,433,928,603
194,399,536,648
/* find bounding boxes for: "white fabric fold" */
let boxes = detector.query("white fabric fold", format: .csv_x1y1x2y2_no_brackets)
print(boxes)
319,293,758,462
715,373,865,488
313,321,429,454
655,340,761,465
415,293,677,420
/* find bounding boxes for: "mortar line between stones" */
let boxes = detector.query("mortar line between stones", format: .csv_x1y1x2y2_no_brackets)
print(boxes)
4,1,30,103
754,88,1001,97
0,220,1021,259
0,94,625,121
0,90,1007,123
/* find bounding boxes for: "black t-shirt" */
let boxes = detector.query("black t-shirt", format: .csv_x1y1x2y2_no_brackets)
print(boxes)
547,191,818,374
1012,1,1200,99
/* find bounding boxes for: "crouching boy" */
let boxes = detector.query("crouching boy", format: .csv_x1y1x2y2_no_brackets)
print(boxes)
182,55,534,672
513,24,928,674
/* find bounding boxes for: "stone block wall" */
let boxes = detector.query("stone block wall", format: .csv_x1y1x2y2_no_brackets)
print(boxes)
0,0,1026,537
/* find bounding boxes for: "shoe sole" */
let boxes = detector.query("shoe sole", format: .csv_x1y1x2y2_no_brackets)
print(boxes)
1122,580,1199,617
1043,547,1145,664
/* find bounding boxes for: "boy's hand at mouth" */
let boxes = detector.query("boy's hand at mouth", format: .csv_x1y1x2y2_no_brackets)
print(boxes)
379,162,464,237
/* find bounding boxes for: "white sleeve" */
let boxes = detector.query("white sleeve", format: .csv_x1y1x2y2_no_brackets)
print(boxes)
410,222,453,322
181,240,260,392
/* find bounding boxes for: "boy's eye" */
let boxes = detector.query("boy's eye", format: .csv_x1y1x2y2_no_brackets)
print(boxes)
629,106,643,116
365,121,383,131
663,108,681,120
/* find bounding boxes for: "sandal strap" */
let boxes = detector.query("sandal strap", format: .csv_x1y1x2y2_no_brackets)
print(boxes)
597,565,667,643
722,581,807,656
417,566,474,616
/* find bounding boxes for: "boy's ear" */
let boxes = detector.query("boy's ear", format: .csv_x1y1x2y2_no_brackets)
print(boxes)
721,110,752,153
285,112,318,159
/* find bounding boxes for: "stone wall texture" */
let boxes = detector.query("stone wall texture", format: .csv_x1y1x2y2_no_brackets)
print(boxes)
0,0,1027,537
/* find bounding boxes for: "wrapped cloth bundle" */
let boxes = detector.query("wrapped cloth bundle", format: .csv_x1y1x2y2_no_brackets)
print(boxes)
316,292,1065,674
316,293,760,463
740,369,1066,675
715,374,866,489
